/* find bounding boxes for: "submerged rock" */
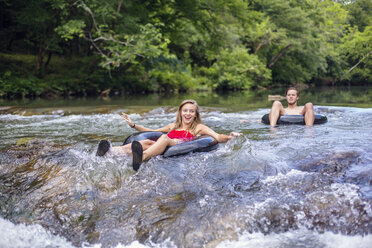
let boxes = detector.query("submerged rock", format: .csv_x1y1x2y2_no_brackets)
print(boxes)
0,140,371,247
0,138,70,167
0,106,15,114
298,151,359,174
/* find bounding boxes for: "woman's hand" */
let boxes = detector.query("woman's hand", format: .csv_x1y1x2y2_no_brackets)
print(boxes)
120,112,135,128
229,132,242,138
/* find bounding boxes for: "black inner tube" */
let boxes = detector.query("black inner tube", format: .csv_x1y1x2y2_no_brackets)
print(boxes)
261,114,327,125
123,131,219,157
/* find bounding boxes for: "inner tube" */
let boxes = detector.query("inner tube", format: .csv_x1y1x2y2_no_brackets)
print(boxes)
261,113,327,125
123,131,164,144
123,131,219,157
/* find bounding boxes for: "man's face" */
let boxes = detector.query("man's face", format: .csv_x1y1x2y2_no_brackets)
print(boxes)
286,89,299,105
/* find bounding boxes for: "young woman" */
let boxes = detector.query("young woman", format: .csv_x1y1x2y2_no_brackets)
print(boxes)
97,99,241,171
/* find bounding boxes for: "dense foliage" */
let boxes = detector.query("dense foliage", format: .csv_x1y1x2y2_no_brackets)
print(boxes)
0,0,371,97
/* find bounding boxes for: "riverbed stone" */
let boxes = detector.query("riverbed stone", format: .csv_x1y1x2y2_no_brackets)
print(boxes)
298,151,359,175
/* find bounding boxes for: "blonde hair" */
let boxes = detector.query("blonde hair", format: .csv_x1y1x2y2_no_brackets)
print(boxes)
174,99,202,133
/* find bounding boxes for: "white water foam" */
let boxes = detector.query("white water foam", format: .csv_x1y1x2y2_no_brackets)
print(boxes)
0,217,75,248
216,228,372,248
0,217,175,248
3,215,370,248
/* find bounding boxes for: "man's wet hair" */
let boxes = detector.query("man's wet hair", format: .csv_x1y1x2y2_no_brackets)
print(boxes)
286,86,299,96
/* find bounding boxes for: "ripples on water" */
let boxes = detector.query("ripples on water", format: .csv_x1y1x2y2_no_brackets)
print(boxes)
0,106,372,248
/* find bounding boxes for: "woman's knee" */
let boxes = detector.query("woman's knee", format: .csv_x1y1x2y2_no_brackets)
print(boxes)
142,139,155,146
158,134,171,143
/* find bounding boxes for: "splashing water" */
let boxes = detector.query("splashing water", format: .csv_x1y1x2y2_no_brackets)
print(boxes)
0,105,371,248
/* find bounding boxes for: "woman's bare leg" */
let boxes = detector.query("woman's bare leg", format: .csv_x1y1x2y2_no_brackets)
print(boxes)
111,139,155,155
132,135,178,171
142,135,177,161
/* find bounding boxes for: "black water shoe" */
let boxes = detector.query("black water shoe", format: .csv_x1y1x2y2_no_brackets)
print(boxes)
96,140,110,156
131,141,143,171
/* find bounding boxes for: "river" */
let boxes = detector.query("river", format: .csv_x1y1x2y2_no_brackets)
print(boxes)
0,86,371,248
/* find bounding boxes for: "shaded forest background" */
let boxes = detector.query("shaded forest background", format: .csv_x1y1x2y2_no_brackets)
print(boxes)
0,0,371,98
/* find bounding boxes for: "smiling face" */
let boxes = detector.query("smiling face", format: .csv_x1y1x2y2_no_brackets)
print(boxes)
175,100,202,131
286,89,299,106
181,103,197,125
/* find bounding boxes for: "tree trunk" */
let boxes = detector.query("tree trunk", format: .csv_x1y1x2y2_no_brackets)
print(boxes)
268,44,292,68
44,51,52,71
6,37,14,51
111,0,124,29
255,42,264,55
254,32,270,54
117,0,123,16
36,45,45,77
348,50,372,72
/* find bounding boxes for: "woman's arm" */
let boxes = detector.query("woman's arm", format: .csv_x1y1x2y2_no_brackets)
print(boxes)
196,124,241,143
120,112,174,132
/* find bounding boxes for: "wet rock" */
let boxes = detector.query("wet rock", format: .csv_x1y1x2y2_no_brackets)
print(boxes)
316,107,344,114
0,106,15,114
0,139,88,246
146,107,169,116
15,137,36,147
0,138,370,247
268,95,286,101
298,151,359,175
0,138,70,167
51,110,65,116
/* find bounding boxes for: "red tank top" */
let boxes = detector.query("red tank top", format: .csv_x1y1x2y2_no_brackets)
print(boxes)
167,130,194,141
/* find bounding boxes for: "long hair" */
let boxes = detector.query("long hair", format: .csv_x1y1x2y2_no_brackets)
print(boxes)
174,99,202,133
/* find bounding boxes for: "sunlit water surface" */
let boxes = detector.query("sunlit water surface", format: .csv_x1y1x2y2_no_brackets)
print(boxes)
0,103,371,248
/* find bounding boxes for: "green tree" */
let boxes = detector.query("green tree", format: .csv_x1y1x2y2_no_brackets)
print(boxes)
340,26,372,83
346,0,372,32
2,0,371,97
249,0,331,85
147,0,271,90
12,0,68,76
57,0,169,69
336,0,372,84
201,46,271,90
313,0,350,85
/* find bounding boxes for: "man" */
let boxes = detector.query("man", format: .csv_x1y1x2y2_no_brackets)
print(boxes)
269,87,314,126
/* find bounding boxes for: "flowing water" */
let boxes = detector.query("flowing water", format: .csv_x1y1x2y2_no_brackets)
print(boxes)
0,87,372,248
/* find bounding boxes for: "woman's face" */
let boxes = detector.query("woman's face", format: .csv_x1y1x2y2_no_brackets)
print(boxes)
181,103,197,125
